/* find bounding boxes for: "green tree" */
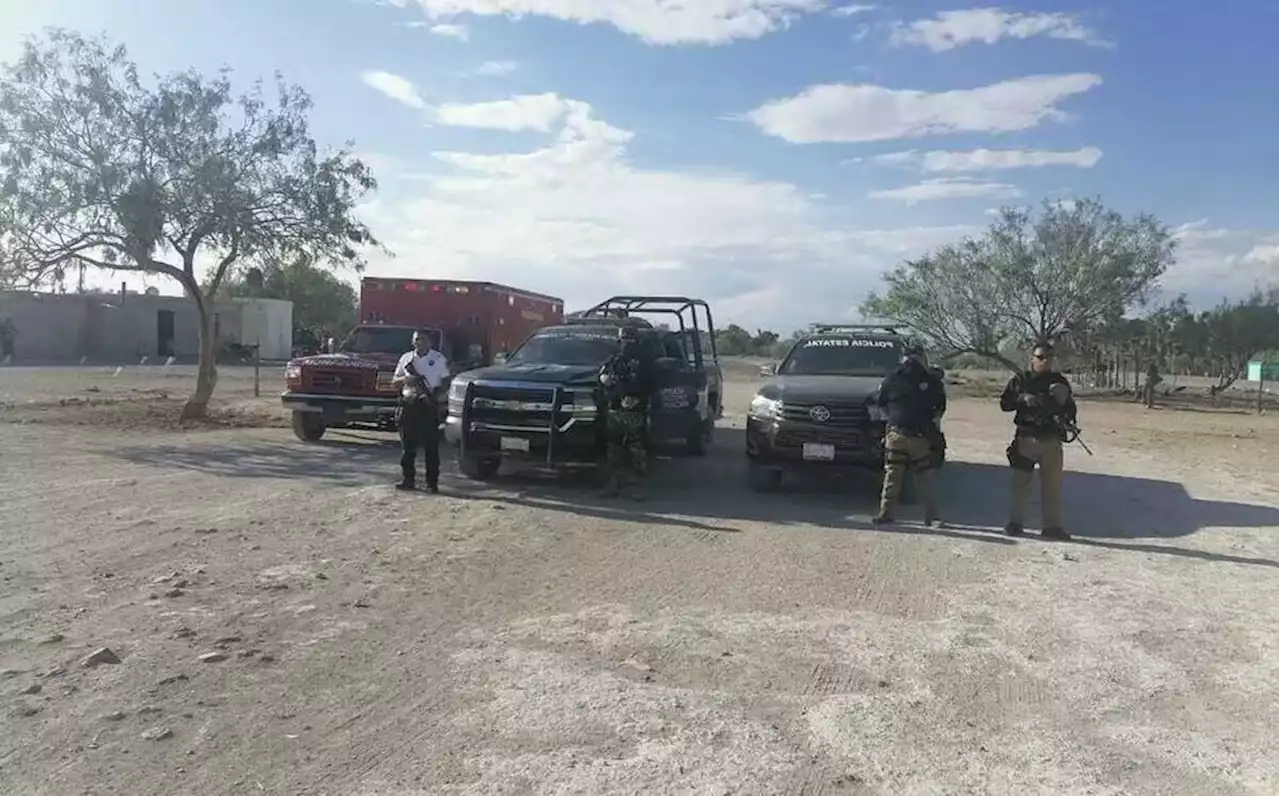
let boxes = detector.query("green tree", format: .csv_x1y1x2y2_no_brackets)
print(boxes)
0,30,380,418
715,323,755,356
862,197,1176,372
214,257,358,346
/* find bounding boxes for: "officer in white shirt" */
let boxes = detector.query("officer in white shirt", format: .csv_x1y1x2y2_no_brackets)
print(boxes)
392,329,450,492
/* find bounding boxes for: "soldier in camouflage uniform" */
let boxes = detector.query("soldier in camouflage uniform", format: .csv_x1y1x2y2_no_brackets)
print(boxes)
597,325,655,497
1000,341,1077,540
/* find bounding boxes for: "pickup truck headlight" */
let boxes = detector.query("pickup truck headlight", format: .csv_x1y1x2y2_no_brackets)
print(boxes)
748,394,781,420
375,371,395,392
284,363,302,388
447,378,471,415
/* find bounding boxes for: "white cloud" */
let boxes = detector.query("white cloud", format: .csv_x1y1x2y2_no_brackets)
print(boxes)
1165,221,1280,304
890,8,1109,52
869,146,1103,172
473,59,519,76
360,70,426,109
429,22,470,40
870,177,1023,204
354,91,982,329
405,0,825,45
746,73,1103,144
832,3,877,16
428,93,634,142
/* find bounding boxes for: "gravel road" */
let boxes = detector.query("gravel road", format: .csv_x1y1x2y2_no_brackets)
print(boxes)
0,364,1276,795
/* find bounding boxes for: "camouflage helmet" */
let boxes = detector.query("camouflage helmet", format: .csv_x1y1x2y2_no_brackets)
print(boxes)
902,338,925,358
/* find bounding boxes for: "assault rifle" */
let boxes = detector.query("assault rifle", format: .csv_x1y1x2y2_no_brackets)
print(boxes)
1022,380,1093,457
1056,414,1093,456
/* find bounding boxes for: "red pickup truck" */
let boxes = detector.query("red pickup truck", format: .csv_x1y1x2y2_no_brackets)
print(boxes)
281,277,564,442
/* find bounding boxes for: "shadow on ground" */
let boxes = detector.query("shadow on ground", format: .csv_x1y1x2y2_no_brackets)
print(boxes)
109,426,1278,567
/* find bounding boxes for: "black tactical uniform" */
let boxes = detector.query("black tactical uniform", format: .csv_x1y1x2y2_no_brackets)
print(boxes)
872,344,946,525
597,326,655,496
1000,367,1076,539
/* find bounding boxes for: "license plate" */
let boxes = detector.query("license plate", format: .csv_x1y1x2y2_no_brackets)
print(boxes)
500,436,530,452
802,443,835,461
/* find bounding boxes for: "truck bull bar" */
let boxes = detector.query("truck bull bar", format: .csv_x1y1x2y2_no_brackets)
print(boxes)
458,381,595,467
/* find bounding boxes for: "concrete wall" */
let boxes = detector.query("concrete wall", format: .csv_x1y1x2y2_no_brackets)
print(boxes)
228,298,293,360
0,290,294,363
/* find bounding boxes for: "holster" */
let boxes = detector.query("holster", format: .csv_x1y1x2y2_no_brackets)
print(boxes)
1006,437,1036,471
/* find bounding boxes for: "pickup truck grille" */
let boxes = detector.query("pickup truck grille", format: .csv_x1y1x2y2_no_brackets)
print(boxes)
779,401,871,427
468,384,567,427
305,369,370,394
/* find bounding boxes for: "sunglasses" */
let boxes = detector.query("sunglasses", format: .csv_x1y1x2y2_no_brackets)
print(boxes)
1033,353,1051,360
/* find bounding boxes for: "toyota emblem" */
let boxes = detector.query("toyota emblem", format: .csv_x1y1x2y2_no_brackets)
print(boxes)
809,405,831,422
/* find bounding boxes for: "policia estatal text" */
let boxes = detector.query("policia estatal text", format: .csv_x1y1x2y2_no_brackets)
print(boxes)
1000,341,1076,540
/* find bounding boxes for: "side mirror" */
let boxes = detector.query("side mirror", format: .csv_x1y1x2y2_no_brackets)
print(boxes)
492,352,508,365
759,362,777,377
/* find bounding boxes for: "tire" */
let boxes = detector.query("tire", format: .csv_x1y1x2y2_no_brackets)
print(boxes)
686,419,710,456
748,462,782,493
458,452,501,481
291,411,326,442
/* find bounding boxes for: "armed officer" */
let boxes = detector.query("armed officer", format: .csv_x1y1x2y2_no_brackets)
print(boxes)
597,325,655,497
872,341,946,526
1000,341,1076,540
393,329,450,493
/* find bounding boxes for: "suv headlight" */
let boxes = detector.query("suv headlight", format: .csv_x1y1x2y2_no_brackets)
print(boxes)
867,404,888,422
748,394,781,420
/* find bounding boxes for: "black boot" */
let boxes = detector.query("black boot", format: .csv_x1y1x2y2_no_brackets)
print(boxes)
1003,522,1024,537
1041,526,1071,541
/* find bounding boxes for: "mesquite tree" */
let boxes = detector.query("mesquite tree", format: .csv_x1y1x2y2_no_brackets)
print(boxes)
861,198,1177,371
0,30,380,418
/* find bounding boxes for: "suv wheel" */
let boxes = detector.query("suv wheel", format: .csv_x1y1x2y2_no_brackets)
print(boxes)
748,462,782,492
686,420,711,456
291,411,326,442
459,452,501,481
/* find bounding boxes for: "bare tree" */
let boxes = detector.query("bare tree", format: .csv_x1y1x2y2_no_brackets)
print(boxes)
862,197,1176,372
0,30,381,417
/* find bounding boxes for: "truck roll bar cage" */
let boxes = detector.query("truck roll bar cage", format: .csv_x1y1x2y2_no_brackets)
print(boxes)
809,323,904,335
578,296,719,365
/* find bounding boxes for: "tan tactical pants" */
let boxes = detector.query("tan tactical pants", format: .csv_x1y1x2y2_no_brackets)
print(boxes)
1009,434,1064,528
878,428,937,516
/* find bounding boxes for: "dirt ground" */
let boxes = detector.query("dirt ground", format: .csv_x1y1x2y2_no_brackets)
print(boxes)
0,363,1276,795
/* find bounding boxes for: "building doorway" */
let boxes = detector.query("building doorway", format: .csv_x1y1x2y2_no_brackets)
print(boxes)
157,309,175,358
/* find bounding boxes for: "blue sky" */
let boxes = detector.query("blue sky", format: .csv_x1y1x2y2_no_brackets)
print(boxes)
2,0,1276,332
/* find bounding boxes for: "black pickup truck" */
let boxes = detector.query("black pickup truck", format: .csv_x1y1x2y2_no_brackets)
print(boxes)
745,323,945,493
444,296,724,480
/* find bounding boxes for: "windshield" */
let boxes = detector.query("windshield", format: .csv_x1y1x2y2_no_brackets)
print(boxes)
507,330,620,366
339,326,436,355
779,337,902,376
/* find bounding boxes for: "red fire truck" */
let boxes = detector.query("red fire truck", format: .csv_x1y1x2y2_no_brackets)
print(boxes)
281,277,564,442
